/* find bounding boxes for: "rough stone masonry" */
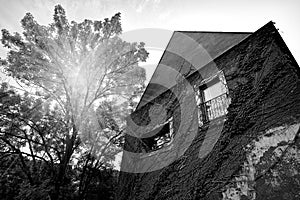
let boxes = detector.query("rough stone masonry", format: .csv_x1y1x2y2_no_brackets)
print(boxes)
117,22,300,200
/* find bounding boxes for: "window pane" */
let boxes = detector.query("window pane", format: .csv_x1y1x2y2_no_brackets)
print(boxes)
203,81,223,101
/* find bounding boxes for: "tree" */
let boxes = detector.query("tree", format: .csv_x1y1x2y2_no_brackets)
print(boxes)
0,82,56,200
0,4,148,199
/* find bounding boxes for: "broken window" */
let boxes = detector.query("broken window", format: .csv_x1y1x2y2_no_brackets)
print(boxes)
195,72,231,125
142,117,174,151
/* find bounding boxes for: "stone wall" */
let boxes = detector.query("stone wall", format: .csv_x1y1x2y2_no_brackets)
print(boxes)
117,22,300,200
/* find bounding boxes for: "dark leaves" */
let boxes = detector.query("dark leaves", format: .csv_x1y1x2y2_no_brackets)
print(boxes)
53,4,69,35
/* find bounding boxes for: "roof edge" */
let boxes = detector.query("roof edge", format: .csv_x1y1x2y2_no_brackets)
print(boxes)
174,30,253,34
135,31,176,110
134,21,294,113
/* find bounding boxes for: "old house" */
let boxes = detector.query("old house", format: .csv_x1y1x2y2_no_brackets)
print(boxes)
117,21,300,200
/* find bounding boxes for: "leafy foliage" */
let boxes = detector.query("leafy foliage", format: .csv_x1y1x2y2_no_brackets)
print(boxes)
0,4,148,200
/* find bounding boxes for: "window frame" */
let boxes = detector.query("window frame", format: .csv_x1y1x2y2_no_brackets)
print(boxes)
143,116,175,151
195,71,230,125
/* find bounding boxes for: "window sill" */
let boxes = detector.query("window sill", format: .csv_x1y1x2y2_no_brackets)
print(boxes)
140,143,174,158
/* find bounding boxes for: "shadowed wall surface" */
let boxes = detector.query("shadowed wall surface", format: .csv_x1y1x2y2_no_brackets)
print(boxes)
118,22,300,200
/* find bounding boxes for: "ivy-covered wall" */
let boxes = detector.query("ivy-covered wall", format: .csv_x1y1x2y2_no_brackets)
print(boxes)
117,22,300,200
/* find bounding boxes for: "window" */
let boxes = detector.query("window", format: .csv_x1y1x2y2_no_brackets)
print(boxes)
195,72,231,125
142,117,174,151
153,117,174,150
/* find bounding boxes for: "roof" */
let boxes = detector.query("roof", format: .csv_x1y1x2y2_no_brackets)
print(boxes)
136,30,252,109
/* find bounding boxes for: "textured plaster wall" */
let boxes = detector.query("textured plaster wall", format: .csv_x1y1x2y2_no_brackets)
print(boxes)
222,124,300,200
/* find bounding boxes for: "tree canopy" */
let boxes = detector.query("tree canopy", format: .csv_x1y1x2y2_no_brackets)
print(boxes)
0,4,148,200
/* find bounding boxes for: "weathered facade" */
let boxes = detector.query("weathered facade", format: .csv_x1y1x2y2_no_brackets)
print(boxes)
117,22,300,200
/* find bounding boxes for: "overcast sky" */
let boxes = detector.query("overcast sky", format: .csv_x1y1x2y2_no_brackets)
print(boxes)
0,0,299,81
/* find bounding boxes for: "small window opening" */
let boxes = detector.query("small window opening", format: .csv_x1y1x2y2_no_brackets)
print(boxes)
143,117,174,151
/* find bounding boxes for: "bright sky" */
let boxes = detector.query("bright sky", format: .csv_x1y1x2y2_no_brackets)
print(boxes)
0,0,299,82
